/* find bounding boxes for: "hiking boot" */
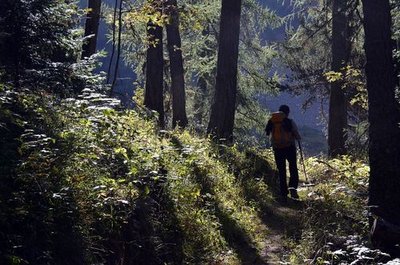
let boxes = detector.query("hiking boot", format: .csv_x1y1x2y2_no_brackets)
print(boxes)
289,188,299,199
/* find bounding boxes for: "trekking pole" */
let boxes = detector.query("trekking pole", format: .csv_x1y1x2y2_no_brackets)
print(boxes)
298,140,309,184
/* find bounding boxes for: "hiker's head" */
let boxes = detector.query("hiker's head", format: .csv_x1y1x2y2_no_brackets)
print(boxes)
279,105,290,116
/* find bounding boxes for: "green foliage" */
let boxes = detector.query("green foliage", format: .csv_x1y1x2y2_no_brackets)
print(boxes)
3,83,390,264
0,89,87,264
0,0,104,94
234,0,282,146
4,1,400,264
324,66,369,158
305,155,369,190
287,155,393,264
2,85,397,264
285,0,370,155
280,0,334,100
0,2,281,261
1,85,281,263
325,66,368,111
280,0,366,118
108,0,281,142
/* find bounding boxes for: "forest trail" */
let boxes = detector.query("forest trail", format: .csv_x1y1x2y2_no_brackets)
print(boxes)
170,138,305,264
221,150,307,264
213,194,304,265
259,197,304,264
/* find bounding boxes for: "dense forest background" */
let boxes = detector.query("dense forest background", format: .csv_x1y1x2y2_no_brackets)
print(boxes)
84,0,328,155
1,0,400,264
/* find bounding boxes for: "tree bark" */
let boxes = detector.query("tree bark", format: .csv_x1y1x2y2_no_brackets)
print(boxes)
328,0,349,157
362,0,400,224
81,0,101,59
207,0,242,142
165,0,188,128
144,13,164,128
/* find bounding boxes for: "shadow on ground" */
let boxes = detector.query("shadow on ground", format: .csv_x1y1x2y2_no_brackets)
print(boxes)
193,166,268,265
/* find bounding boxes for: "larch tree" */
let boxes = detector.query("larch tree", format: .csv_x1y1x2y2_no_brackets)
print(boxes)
207,0,242,142
82,0,101,59
328,0,349,157
165,0,188,128
0,0,84,93
144,0,165,128
362,0,400,246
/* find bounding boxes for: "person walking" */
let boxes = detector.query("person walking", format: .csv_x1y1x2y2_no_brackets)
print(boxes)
265,105,301,202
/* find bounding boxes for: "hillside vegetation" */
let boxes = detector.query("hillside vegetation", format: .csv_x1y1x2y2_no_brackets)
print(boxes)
1,0,400,263
1,88,395,265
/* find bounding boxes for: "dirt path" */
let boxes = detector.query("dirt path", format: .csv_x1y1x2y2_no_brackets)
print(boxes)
259,199,305,264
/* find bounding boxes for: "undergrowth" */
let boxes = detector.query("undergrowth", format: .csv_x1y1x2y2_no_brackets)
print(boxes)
288,156,393,264
2,87,398,264
1,88,274,264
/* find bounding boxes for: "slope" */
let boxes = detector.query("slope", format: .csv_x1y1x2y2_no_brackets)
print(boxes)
0,89,305,264
1,89,395,265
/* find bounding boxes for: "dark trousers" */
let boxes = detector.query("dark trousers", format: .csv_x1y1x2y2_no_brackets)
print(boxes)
273,145,299,197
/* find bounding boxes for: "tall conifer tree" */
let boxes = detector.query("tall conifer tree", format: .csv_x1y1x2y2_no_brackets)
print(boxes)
165,0,188,128
207,0,242,142
144,0,164,128
362,0,400,234
328,0,349,157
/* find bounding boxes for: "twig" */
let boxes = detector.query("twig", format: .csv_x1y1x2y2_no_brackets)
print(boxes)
315,159,339,172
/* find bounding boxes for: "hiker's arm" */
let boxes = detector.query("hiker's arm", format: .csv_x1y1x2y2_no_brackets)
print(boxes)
265,120,273,136
291,120,301,140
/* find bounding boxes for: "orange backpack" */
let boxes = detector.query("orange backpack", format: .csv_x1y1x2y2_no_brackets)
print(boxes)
270,112,293,149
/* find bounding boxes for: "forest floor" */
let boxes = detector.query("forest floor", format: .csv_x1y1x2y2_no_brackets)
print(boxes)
234,171,309,265
261,199,304,264
231,197,305,265
259,191,307,264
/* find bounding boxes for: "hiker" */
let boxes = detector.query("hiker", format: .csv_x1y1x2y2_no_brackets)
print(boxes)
265,105,301,202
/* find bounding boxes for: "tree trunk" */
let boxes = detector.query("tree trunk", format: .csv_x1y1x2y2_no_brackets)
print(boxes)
207,0,242,142
81,0,101,59
144,15,164,128
362,0,400,228
328,0,349,157
165,0,188,128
